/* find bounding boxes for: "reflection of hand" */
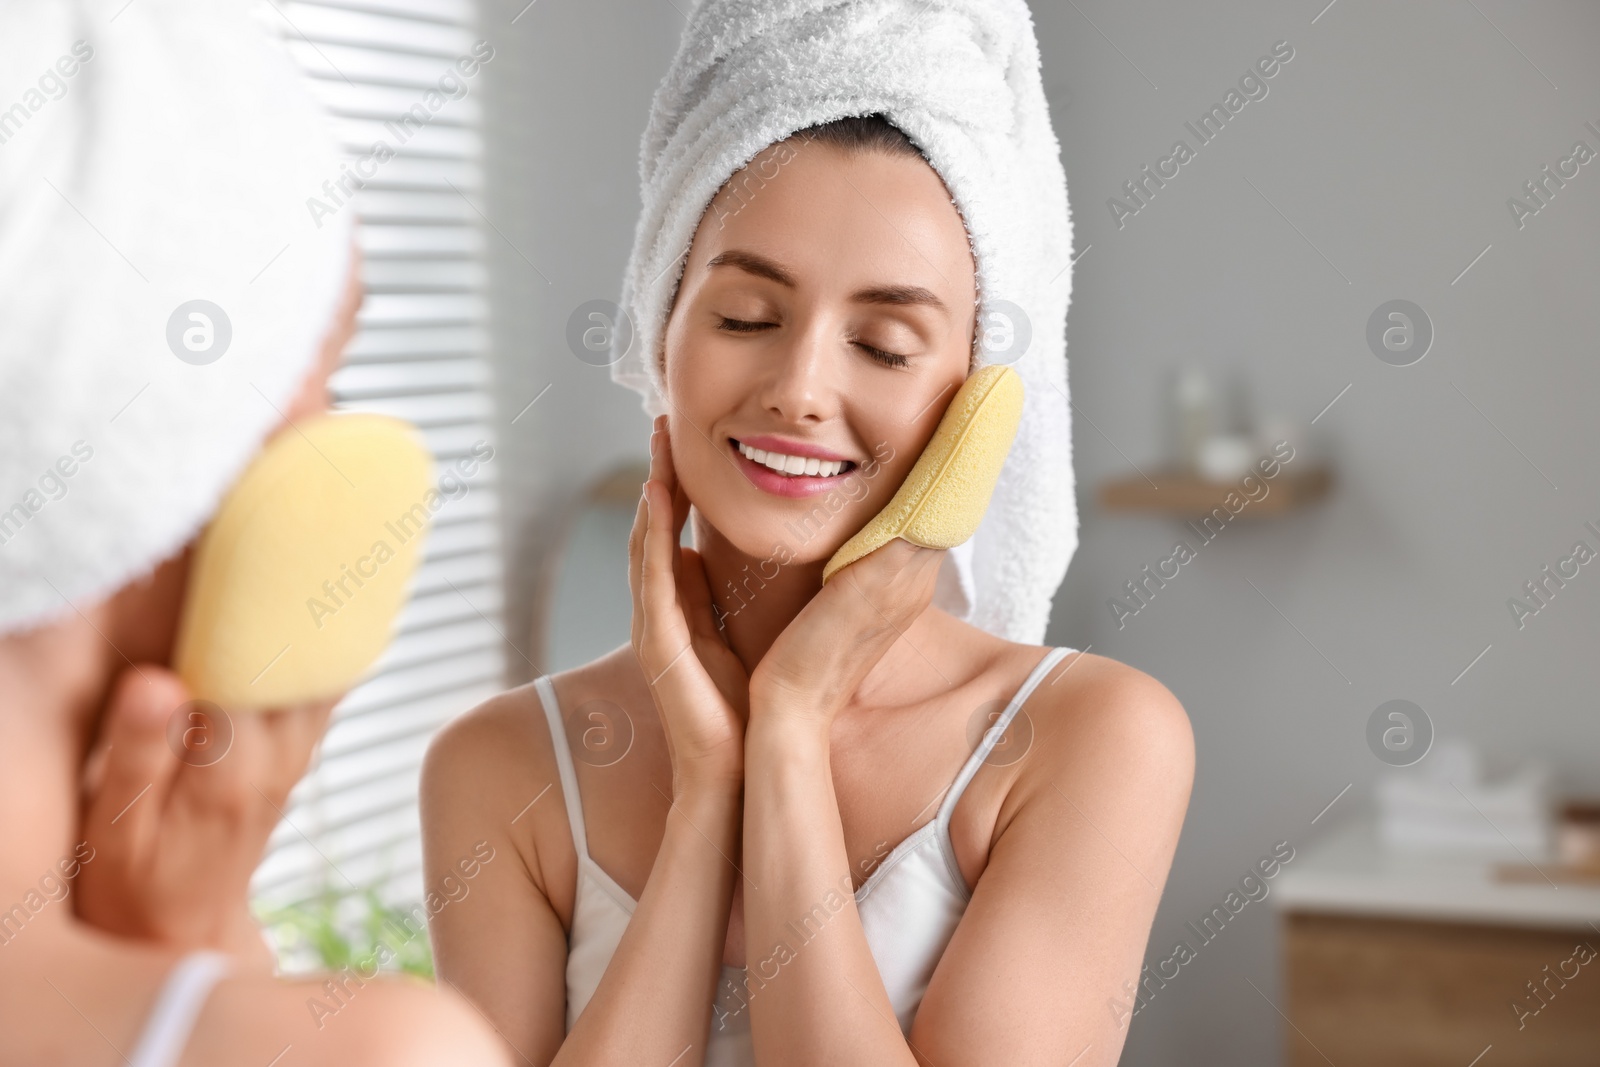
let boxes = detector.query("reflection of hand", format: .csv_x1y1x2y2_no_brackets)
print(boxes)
630,414,748,796
75,665,335,970
750,537,946,730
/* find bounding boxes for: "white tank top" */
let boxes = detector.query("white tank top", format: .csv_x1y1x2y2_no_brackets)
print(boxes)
533,646,1071,1064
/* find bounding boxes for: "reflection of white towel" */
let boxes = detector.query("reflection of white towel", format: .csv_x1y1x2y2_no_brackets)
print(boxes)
1376,741,1552,857
611,0,1076,644
0,1,352,635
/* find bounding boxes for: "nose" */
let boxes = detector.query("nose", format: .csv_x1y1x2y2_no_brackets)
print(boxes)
756,312,841,425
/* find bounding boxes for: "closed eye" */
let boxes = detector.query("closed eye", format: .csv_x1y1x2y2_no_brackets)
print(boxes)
717,316,772,333
718,317,910,368
856,341,910,369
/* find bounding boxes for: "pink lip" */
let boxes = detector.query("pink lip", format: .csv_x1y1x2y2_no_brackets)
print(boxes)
734,434,854,463
730,440,857,499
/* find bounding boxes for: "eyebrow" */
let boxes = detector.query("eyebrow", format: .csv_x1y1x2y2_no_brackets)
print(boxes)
705,249,949,314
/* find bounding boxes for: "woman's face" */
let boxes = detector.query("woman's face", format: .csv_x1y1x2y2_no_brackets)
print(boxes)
661,137,977,565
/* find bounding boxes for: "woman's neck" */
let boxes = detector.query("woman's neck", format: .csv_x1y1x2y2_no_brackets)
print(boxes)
0,609,117,892
689,511,963,715
2,610,117,734
694,513,825,676
1,550,188,775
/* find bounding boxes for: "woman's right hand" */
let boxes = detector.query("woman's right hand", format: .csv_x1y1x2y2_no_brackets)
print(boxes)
629,413,748,796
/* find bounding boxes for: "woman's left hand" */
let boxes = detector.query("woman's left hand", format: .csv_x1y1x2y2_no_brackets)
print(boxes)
748,538,947,730
75,666,336,969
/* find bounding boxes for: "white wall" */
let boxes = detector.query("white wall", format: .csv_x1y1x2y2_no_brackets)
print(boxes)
482,2,1600,1063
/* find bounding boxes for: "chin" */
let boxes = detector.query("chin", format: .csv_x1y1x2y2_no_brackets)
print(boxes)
693,492,856,570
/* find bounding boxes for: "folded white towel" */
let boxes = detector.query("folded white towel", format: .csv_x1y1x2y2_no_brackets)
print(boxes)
0,0,352,635
611,0,1077,644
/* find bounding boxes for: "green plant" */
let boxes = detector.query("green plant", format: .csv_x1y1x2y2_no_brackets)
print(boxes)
257,887,435,980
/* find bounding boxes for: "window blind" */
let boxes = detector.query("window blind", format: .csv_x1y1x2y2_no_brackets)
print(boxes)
249,0,505,914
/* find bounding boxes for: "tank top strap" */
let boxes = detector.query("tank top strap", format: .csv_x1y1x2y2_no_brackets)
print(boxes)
127,949,232,1067
533,675,592,864
934,646,1073,831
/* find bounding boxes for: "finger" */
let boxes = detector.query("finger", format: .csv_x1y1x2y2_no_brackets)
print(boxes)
165,686,332,826
163,711,263,853
832,541,926,624
632,486,654,640
853,537,930,587
649,418,688,582
81,728,111,800
639,480,676,631
249,696,331,792
83,667,189,850
271,697,336,789
640,479,690,668
832,536,906,593
672,475,694,549
638,477,661,644
163,701,313,838
844,541,945,631
656,420,693,543
627,488,647,651
647,413,667,492
678,547,722,644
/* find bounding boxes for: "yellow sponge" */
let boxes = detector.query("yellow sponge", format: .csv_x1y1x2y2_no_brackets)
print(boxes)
823,364,1023,584
173,412,435,710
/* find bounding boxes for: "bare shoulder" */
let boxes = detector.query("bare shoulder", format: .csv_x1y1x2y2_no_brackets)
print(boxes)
1033,649,1192,752
420,678,551,800
418,647,644,899
421,644,639,796
1011,648,1194,814
417,679,554,897
210,970,513,1067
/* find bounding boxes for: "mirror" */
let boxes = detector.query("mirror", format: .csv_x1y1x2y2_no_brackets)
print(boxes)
531,462,649,674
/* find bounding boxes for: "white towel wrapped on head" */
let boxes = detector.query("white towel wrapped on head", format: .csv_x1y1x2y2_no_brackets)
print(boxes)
611,0,1076,645
0,0,353,636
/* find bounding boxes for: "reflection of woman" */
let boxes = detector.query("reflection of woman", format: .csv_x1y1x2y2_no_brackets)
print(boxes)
0,4,506,1065
423,3,1191,1065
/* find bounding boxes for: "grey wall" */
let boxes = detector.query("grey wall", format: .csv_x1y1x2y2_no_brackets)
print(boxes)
479,0,683,679
1038,3,1600,1063
481,2,1600,1064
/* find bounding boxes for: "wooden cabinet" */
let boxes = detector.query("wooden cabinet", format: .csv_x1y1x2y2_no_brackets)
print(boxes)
1282,912,1599,1066
1274,819,1600,1065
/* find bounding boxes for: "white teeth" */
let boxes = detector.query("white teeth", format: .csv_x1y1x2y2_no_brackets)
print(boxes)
736,440,847,478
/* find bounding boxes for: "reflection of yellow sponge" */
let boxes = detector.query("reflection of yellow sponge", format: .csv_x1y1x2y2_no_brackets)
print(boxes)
173,412,434,710
823,364,1023,584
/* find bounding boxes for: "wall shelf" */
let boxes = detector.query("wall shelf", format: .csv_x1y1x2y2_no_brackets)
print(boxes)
1097,465,1332,518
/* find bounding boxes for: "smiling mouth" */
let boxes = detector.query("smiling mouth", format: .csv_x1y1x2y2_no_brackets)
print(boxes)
730,438,857,479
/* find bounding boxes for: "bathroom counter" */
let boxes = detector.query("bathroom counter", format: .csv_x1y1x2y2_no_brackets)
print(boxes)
1274,815,1600,930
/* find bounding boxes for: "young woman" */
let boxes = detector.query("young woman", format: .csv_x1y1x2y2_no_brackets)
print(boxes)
421,115,1194,1066
0,5,508,1063
0,257,511,1067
